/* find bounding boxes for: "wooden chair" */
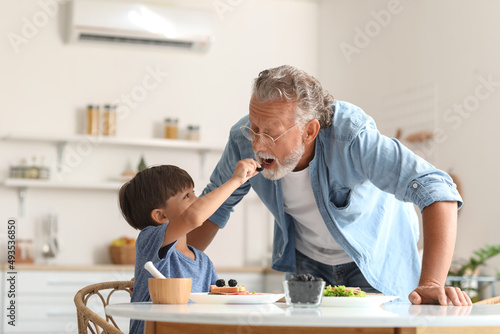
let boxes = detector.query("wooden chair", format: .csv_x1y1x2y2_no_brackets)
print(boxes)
74,280,133,334
474,296,500,304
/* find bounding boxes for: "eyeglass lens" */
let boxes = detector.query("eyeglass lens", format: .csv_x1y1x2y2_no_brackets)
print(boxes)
241,126,274,147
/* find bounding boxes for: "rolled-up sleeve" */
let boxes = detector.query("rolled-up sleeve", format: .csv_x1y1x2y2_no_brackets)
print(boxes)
405,173,463,212
349,120,463,213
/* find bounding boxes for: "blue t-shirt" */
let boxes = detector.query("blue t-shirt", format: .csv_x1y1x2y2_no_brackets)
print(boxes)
129,223,218,334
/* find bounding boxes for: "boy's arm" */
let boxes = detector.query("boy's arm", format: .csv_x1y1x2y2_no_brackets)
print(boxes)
162,159,260,247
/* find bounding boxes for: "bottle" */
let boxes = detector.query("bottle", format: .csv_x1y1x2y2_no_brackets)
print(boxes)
164,118,179,139
187,125,200,141
138,155,147,172
39,156,50,179
103,104,116,136
87,105,100,135
164,118,172,139
170,118,178,139
19,158,28,178
27,156,40,179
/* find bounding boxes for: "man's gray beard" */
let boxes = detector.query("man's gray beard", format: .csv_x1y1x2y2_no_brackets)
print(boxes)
258,143,305,181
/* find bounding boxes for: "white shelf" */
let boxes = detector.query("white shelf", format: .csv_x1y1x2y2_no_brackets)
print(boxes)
2,133,225,216
4,178,124,216
1,133,223,153
4,178,123,190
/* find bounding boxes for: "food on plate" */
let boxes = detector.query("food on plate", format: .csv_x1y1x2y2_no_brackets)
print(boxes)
323,285,367,297
284,273,325,306
210,278,248,294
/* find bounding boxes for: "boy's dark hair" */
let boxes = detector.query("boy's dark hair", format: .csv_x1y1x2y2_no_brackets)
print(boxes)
119,165,194,230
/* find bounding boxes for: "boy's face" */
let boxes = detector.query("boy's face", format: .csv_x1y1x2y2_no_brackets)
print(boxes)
162,186,198,221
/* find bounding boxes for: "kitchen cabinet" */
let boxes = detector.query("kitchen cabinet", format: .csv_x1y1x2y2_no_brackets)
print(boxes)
0,265,134,334
1,134,223,216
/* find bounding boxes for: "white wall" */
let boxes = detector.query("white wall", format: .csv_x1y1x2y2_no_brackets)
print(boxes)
0,0,319,266
319,0,500,275
5,0,497,277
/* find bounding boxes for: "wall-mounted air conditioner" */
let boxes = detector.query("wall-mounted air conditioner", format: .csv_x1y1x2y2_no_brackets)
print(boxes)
67,0,213,52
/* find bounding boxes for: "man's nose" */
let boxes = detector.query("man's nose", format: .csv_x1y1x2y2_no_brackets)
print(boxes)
251,135,267,151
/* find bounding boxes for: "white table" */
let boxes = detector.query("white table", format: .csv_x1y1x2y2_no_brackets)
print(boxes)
106,301,500,334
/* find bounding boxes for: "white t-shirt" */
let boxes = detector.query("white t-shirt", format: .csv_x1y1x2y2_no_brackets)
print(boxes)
281,166,352,265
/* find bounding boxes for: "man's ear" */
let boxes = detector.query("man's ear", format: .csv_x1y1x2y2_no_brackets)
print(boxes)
303,119,320,144
151,208,169,224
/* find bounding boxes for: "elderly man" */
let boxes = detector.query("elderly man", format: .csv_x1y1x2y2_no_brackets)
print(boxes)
189,65,471,305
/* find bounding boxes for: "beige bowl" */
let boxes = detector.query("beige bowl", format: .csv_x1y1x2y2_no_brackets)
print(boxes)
148,278,192,304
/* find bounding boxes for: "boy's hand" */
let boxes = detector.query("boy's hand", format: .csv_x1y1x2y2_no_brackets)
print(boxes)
231,159,261,185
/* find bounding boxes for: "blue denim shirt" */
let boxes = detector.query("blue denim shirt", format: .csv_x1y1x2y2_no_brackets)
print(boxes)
202,100,462,301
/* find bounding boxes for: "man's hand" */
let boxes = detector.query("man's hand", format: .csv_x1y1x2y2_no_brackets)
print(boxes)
409,284,472,306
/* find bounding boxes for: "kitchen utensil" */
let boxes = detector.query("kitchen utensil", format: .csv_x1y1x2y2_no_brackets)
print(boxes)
41,242,54,257
148,278,192,304
50,214,59,255
41,214,58,258
144,261,166,279
41,218,54,258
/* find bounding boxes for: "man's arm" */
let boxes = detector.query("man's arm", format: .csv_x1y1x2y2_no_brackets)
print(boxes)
187,219,220,251
408,201,472,306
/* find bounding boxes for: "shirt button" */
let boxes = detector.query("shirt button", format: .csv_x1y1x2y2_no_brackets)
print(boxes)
413,183,418,189
278,253,282,258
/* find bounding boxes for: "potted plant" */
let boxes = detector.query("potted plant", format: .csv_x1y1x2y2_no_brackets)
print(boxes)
448,244,500,302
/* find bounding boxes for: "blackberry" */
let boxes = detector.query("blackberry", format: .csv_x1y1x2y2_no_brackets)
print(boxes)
228,279,238,287
215,279,225,287
286,273,325,305
291,273,321,282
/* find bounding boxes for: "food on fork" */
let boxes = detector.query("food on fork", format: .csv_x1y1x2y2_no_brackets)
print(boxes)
323,285,367,297
210,279,248,294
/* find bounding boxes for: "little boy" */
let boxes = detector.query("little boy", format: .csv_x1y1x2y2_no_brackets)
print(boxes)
118,159,260,334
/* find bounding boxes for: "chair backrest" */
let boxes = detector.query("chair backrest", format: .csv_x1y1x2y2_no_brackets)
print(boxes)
474,296,500,304
74,280,133,334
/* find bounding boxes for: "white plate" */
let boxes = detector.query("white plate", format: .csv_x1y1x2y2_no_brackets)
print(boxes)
321,295,399,307
190,293,285,304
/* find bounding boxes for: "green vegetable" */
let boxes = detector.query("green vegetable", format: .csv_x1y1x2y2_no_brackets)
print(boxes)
323,285,366,297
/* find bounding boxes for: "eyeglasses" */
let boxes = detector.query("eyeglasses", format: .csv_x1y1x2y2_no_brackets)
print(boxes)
240,121,299,148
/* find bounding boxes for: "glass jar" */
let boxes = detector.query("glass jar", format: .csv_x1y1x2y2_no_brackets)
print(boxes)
26,156,40,179
103,104,116,136
165,118,178,139
283,280,325,308
187,125,200,141
87,104,100,135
